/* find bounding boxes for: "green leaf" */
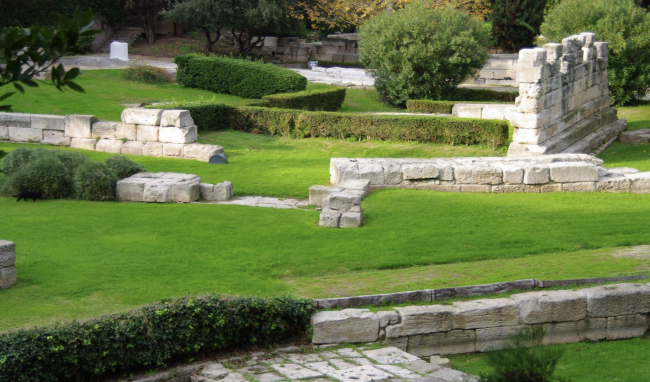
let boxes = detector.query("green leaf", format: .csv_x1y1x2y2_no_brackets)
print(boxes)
63,67,80,81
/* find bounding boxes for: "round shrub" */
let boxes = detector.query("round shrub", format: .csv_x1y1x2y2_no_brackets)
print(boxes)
359,3,491,107
105,155,145,180
50,150,91,175
540,0,650,106
491,0,546,52
74,161,118,201
1,147,44,175
6,157,74,199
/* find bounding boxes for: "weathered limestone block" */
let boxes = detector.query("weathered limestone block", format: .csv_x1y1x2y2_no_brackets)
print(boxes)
309,185,343,207
70,137,97,151
523,165,550,184
498,164,524,184
121,141,145,156
142,142,163,157
42,130,70,146
339,179,371,194
116,178,145,202
402,163,440,180
475,325,526,352
160,110,194,127
627,173,650,194
0,112,30,128
319,211,341,228
311,309,379,344
323,191,363,212
122,108,163,125
183,143,225,162
460,184,491,193
492,184,541,193
95,139,124,154
0,126,8,140
0,266,17,289
8,127,42,142
548,162,599,183
330,158,359,184
0,240,16,268
65,115,98,138
136,125,159,142
31,114,65,131
543,319,607,345
363,346,422,364
377,310,399,328
382,162,403,185
562,182,596,192
92,121,120,139
200,182,233,202
340,212,362,228
597,176,631,193
457,106,482,119
163,143,184,158
159,126,198,144
607,314,647,340
582,283,650,317
408,330,476,356
456,166,503,185
358,162,385,185
171,182,200,203
511,290,587,324
385,305,453,338
452,298,519,330
143,181,172,203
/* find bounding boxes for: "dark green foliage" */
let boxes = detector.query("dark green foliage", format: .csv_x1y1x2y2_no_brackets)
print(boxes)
540,0,650,106
313,61,366,69
5,156,74,199
48,150,91,175
491,0,547,52
74,161,117,201
0,295,315,382
0,0,123,29
0,147,41,175
359,3,491,107
122,65,174,85
406,100,458,114
148,101,237,132
175,54,307,99
479,326,568,382
406,90,519,114
105,155,146,179
261,87,346,111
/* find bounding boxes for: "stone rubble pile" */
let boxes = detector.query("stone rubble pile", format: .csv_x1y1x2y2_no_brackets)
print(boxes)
0,240,16,289
310,179,370,228
116,172,233,203
0,109,224,162
312,283,650,357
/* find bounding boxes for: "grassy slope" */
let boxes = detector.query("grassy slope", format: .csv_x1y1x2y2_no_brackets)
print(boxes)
450,336,650,382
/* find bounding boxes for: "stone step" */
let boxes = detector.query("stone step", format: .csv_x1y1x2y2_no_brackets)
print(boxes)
538,109,617,154
564,119,627,154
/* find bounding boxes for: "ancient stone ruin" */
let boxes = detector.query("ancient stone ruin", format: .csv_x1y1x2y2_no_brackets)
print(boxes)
0,240,16,289
116,172,233,203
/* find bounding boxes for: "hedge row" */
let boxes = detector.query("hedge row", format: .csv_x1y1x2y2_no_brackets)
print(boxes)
175,54,307,99
0,0,123,28
406,100,458,114
0,295,315,382
151,101,238,132
406,89,519,115
261,87,346,111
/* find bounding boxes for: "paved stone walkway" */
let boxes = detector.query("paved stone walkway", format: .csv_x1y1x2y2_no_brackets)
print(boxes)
122,346,477,382
57,54,177,73
198,196,311,210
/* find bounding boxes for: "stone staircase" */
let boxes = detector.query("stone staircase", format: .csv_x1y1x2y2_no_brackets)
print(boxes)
98,27,141,53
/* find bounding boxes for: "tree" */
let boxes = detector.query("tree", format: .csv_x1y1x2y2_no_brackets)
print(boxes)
0,9,100,112
125,0,166,45
491,0,547,52
162,0,233,52
229,0,288,55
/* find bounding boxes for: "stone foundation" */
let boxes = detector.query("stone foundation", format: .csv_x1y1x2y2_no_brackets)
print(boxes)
471,54,519,87
310,179,370,228
0,240,16,289
116,173,233,203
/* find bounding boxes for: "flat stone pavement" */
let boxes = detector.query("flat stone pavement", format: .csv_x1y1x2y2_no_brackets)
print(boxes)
197,196,311,210
56,54,177,73
120,345,477,382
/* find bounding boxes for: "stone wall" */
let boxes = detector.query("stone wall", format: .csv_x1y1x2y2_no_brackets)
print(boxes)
261,34,360,63
0,241,17,289
312,283,650,356
508,33,627,156
311,179,370,228
116,172,233,203
0,109,223,162
471,54,519,87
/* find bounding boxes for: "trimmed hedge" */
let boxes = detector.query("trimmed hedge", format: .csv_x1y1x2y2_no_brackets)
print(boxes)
0,295,315,382
149,101,237,132
406,100,458,114
261,87,346,111
406,89,519,114
175,54,308,99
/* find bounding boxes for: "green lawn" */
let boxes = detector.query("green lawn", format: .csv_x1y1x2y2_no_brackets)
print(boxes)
450,336,650,382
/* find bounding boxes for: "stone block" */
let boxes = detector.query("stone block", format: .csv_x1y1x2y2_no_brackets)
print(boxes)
491,184,541,193
363,347,421,364
402,163,440,180
540,183,562,193
482,106,506,120
339,179,371,193
408,330,476,356
452,298,519,330
163,143,184,158
136,125,159,142
0,266,17,288
0,112,30,128
65,115,97,138
142,142,163,157
377,310,399,328
628,172,650,194
597,177,631,193
511,290,587,324
385,305,453,338
381,162,403,185
143,181,172,203
460,185,491,193
31,114,65,131
543,319,607,345
582,283,650,317
498,164,524,184
457,106,482,119
122,108,163,125
330,158,359,184
92,121,120,139
340,212,362,228
311,309,379,344
183,143,225,162
42,130,70,146
159,126,197,144
475,325,526,352
309,185,342,207
607,314,647,340
548,162,599,183
201,182,234,202
358,162,385,185
171,182,200,203
116,178,145,202
8,127,42,142
323,191,363,212
509,110,549,130
517,66,546,83
523,165,550,184
562,182,596,192
319,211,341,228
121,141,145,156
160,110,194,127
95,139,124,154
0,241,16,268
70,137,97,151
0,126,7,140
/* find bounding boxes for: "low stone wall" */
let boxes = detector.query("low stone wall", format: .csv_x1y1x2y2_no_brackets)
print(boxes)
312,283,650,356
263,34,359,63
116,172,233,203
310,179,370,228
472,54,519,87
329,154,650,194
0,109,224,162
452,103,515,120
0,241,16,289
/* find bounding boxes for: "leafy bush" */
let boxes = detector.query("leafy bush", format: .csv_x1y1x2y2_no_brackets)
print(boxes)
1,147,41,175
148,101,237,132
49,150,91,174
261,87,346,111
491,0,546,52
406,89,519,114
0,295,315,382
122,64,174,85
478,326,567,382
0,0,123,28
5,156,74,199
359,3,491,107
105,155,146,179
175,54,308,98
74,161,117,201
540,0,650,106
406,100,458,114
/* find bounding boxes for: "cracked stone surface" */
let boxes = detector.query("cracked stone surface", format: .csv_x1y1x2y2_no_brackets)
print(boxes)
211,196,310,210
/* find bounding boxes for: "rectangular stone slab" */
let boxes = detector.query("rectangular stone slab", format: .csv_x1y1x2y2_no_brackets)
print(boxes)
385,305,453,338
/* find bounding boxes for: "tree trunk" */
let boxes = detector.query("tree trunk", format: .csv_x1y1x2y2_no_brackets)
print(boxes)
204,28,222,52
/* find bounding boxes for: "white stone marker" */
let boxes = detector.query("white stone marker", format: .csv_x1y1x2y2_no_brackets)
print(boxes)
109,41,129,61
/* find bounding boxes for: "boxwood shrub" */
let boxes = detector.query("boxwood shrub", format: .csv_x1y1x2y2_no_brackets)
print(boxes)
0,295,315,382
261,87,346,111
406,100,458,114
148,101,237,132
175,54,308,99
